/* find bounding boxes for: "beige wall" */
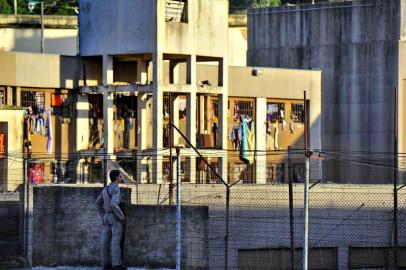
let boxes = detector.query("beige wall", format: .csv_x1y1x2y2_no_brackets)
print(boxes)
0,51,81,89
0,109,24,191
228,27,247,67
0,28,77,56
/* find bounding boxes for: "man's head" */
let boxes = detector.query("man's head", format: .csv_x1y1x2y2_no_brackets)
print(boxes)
109,170,122,183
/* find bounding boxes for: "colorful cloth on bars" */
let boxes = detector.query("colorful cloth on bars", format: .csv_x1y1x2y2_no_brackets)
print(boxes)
47,109,53,153
240,116,255,164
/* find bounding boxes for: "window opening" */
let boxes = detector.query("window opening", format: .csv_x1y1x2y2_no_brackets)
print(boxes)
267,102,285,123
291,103,304,123
266,163,285,183
0,87,6,105
21,91,45,109
166,0,188,23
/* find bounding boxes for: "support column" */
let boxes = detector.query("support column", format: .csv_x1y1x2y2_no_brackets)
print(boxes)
186,55,197,183
137,59,147,85
6,86,12,105
256,98,267,184
218,56,228,183
102,55,113,85
76,95,90,151
103,92,114,157
16,87,21,106
152,52,164,184
137,94,148,183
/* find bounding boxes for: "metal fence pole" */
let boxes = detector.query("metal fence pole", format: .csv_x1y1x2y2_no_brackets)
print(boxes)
288,146,295,270
393,86,398,270
40,1,44,53
303,91,309,270
225,186,230,270
176,147,181,270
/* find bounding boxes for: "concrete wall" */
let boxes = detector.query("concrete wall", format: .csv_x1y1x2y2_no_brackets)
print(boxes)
248,0,402,183
0,51,81,89
32,186,208,269
79,0,156,56
0,109,24,191
228,27,247,66
0,28,77,56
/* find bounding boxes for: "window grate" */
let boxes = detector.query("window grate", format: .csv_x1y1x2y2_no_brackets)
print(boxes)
21,91,45,109
267,102,285,123
291,103,304,123
0,88,6,105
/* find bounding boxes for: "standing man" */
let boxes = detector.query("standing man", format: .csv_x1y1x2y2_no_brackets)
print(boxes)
95,170,127,270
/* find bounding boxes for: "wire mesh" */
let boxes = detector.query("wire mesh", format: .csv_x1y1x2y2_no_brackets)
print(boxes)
1,150,406,269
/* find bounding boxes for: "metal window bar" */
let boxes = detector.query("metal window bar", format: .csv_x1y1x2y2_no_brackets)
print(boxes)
21,91,45,108
267,102,285,123
237,100,255,118
266,163,285,184
291,103,305,123
0,88,6,105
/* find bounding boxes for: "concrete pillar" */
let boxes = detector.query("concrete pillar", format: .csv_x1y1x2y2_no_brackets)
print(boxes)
136,94,148,183
102,55,113,85
16,87,21,106
75,95,89,151
152,90,163,184
256,98,267,184
137,59,147,85
218,94,228,149
103,92,114,156
187,55,196,85
152,52,164,184
173,95,180,145
6,86,12,105
186,92,197,183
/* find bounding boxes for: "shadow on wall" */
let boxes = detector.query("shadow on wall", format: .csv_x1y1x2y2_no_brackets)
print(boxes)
11,28,77,55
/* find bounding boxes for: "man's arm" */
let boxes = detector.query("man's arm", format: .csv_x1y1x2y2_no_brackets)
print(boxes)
111,185,125,221
95,191,104,218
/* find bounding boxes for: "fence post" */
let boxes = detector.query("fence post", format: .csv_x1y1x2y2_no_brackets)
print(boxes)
393,86,398,270
303,91,309,270
176,147,181,270
225,186,230,270
288,146,295,270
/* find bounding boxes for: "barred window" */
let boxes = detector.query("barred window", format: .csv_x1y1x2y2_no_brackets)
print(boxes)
0,88,5,105
21,91,45,108
267,102,285,123
291,103,304,123
238,100,255,118
266,163,285,183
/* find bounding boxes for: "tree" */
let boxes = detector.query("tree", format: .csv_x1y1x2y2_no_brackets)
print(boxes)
0,0,13,14
252,0,281,8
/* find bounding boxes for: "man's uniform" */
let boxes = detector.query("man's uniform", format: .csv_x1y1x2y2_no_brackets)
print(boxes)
95,183,125,267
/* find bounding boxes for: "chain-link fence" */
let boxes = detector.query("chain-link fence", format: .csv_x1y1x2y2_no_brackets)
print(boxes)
1,150,406,269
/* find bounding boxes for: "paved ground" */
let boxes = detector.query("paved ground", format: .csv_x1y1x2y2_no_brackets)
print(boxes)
32,268,173,270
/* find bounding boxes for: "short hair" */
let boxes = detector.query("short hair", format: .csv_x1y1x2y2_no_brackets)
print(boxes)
109,170,121,182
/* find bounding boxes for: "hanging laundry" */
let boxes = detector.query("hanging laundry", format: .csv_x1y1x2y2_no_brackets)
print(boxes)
290,112,296,133
231,125,241,150
274,124,279,149
266,112,272,134
233,100,240,121
280,109,285,119
282,119,287,131
240,116,255,164
47,109,53,154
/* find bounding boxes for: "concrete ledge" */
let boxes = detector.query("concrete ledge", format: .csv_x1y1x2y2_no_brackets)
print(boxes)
0,15,77,29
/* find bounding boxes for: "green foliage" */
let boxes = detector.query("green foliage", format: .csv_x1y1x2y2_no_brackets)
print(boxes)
252,0,281,8
0,0,13,14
